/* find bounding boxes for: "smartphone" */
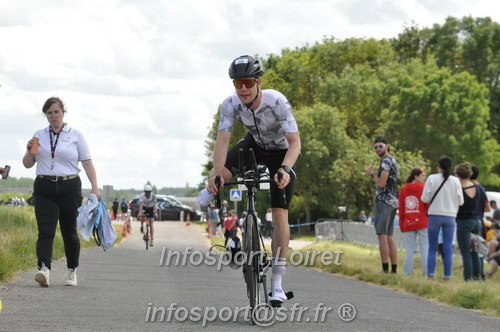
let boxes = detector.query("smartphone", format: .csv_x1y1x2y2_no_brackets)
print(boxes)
1,165,10,180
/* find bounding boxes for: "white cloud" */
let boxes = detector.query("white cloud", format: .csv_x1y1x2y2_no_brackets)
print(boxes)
1,0,499,190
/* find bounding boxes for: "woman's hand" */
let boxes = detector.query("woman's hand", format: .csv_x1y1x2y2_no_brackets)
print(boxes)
26,138,38,152
91,188,102,200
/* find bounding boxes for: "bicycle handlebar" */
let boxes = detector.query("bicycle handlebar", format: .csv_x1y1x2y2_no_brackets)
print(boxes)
214,148,287,208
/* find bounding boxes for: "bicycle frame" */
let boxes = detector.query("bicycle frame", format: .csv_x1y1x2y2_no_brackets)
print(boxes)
141,215,152,251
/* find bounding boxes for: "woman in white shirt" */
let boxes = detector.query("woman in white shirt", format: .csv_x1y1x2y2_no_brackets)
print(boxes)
421,156,463,281
23,97,101,288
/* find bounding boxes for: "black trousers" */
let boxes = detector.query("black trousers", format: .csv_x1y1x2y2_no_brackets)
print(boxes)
33,176,83,270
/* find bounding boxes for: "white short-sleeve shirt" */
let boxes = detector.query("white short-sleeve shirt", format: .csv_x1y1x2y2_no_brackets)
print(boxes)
32,124,91,176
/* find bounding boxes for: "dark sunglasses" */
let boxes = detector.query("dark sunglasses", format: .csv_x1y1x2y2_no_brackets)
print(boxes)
233,79,257,89
373,144,385,150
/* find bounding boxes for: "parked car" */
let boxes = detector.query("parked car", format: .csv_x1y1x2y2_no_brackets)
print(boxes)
129,196,200,221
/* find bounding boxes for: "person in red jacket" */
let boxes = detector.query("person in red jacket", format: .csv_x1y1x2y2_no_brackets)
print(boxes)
399,167,429,276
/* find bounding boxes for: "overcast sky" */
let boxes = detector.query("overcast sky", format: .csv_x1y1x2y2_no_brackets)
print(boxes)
1,0,498,190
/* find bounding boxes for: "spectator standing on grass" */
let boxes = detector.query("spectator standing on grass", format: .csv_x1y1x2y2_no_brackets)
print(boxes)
364,136,399,274
112,198,119,220
455,162,481,281
398,167,429,276
208,202,219,237
224,210,238,246
421,156,463,281
470,164,490,280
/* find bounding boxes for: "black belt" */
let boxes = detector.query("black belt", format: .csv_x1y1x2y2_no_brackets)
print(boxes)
38,174,79,182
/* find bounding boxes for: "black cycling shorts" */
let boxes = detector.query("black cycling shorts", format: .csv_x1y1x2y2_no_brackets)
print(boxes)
225,132,295,209
142,207,155,219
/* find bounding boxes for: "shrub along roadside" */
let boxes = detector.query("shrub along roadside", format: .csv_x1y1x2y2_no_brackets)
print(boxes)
0,206,123,282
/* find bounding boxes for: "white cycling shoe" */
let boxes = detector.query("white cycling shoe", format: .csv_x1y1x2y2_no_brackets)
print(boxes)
268,289,294,307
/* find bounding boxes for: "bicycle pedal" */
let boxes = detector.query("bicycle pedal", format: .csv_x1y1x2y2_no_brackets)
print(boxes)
269,300,282,308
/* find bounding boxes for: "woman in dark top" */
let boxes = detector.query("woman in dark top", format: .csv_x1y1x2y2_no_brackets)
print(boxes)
455,162,481,281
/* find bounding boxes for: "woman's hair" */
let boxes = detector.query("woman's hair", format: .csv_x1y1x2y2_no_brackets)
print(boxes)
437,156,452,179
455,162,473,180
42,97,66,113
406,167,424,183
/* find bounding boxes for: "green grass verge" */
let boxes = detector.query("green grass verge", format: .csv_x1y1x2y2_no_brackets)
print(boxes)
296,241,500,317
0,206,123,283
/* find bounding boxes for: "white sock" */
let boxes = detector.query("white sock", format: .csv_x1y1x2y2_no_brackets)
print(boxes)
271,258,286,299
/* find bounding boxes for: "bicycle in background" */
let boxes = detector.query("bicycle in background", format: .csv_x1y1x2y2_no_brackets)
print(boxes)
138,213,155,250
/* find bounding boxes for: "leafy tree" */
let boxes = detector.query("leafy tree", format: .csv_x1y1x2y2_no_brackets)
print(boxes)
391,16,500,142
386,60,500,185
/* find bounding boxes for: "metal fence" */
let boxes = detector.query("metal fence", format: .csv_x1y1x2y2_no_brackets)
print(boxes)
315,220,406,249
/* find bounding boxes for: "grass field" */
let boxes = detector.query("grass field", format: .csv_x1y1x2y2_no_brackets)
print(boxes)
0,206,123,282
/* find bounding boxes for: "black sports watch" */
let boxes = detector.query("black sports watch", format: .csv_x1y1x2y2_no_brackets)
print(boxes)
280,165,291,174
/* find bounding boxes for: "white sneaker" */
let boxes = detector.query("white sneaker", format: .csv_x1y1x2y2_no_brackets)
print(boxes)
35,264,50,287
196,189,214,206
65,268,77,286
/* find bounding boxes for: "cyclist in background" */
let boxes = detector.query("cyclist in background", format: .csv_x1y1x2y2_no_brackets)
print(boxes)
138,185,158,246
199,55,301,306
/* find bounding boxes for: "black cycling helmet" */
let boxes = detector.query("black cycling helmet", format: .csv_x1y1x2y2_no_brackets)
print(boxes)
228,55,263,79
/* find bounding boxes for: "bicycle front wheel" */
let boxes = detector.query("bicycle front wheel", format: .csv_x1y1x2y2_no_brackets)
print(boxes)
145,224,150,251
244,214,262,323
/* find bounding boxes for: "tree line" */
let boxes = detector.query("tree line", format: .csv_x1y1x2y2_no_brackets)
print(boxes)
202,16,500,223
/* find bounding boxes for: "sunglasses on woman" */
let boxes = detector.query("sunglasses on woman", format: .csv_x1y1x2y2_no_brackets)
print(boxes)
233,79,257,89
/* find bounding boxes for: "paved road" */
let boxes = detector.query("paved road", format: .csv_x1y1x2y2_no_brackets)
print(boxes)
1,221,499,331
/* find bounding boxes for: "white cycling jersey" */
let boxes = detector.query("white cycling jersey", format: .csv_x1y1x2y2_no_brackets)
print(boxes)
218,89,299,150
139,193,157,208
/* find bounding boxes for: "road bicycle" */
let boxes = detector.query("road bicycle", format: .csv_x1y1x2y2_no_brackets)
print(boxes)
213,148,286,325
139,214,153,250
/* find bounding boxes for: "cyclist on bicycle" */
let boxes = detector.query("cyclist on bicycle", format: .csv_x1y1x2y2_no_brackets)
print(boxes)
138,184,158,246
202,55,301,306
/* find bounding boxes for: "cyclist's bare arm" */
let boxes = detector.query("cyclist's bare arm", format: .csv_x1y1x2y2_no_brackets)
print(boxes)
208,130,232,194
274,132,301,189
138,201,144,217
153,201,158,219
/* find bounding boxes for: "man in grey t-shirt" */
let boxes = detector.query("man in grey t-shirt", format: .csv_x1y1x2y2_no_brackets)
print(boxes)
365,136,399,273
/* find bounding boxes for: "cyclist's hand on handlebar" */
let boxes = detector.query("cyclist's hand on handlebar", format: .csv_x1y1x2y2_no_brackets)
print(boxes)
274,170,290,189
207,174,224,194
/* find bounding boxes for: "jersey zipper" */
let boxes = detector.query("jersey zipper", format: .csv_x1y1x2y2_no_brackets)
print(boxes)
250,109,267,150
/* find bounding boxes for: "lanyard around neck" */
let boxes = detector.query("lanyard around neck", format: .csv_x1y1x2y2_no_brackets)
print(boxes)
49,128,61,170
